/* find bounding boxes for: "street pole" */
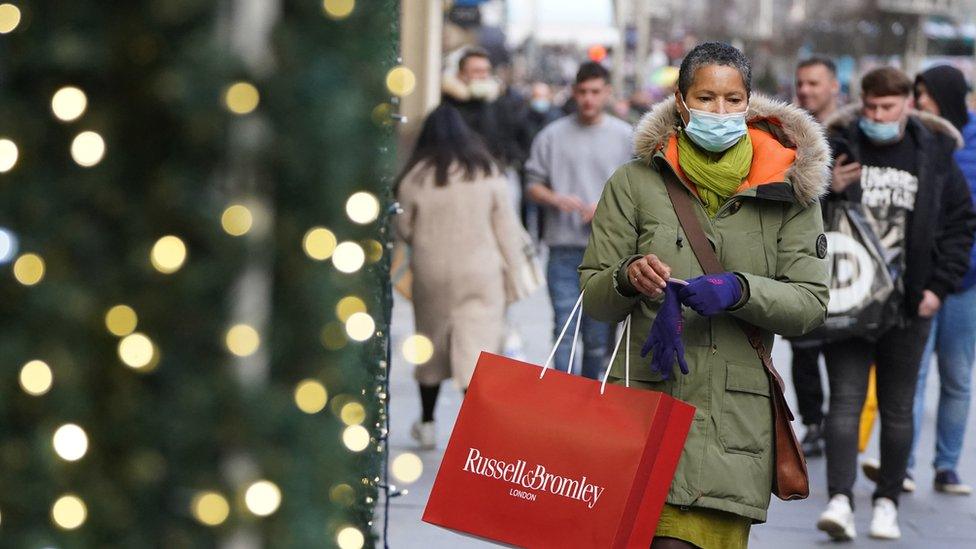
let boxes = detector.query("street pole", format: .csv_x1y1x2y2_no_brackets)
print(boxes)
612,0,629,91
905,12,927,76
399,0,443,164
635,0,651,90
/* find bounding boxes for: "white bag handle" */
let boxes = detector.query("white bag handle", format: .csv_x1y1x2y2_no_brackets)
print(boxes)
540,290,634,394
540,292,585,378
600,315,632,394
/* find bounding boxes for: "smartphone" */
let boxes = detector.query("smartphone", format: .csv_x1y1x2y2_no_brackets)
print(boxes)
830,137,857,166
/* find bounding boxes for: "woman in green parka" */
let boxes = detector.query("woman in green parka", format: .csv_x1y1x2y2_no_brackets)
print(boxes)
580,43,830,548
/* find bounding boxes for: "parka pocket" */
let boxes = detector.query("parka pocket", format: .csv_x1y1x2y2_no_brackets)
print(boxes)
719,362,772,457
719,230,768,277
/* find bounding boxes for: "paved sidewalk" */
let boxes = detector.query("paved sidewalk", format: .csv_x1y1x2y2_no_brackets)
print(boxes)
378,285,976,548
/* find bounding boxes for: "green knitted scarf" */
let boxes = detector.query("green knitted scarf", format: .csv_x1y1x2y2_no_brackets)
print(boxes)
676,130,753,217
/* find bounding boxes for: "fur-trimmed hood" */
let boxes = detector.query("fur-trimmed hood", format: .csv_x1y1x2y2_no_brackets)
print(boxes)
823,102,965,150
633,94,831,206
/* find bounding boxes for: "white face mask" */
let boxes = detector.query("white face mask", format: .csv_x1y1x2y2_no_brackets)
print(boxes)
469,79,499,100
679,96,749,153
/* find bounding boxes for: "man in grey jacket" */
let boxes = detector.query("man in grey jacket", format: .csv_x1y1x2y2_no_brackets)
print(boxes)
525,62,632,379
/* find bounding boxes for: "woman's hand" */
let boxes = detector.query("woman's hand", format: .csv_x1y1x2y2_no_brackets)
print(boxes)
626,254,671,298
677,273,743,316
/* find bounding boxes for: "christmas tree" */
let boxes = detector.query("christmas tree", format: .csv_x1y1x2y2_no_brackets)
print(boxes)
0,1,398,546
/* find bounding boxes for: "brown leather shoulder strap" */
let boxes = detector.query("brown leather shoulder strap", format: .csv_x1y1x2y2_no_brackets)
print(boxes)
660,167,722,274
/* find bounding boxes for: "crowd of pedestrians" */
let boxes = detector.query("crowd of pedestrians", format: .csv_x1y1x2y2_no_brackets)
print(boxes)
394,41,976,545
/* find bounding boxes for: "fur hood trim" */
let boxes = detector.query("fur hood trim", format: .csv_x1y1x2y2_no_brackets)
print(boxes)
633,94,831,205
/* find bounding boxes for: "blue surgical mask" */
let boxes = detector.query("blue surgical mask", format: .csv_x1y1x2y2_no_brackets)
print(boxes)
859,117,902,143
530,98,551,113
679,96,749,153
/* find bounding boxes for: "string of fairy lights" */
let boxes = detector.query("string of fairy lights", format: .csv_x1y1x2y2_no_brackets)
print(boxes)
1,1,434,546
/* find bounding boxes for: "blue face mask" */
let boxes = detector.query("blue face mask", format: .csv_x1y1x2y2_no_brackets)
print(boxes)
680,96,749,153
530,98,551,113
859,117,902,143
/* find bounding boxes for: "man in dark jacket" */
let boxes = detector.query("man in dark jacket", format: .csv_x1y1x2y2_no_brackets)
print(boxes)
816,67,976,541
442,47,522,168
905,64,976,495
517,82,563,237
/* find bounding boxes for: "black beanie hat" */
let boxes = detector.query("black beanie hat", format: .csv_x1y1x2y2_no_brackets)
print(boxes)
915,65,970,130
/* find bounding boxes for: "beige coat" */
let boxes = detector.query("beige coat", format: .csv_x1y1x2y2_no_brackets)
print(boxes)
396,163,526,388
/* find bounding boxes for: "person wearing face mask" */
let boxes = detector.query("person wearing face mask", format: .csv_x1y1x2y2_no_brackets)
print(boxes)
815,67,976,541
580,42,830,548
442,47,522,169
516,82,563,236
520,82,562,144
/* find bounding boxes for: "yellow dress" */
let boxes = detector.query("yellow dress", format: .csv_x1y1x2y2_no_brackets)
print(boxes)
654,504,752,549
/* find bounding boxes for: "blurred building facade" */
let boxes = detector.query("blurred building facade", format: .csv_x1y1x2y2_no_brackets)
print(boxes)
398,0,976,151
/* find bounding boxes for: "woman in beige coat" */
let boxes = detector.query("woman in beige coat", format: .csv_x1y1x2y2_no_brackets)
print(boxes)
396,105,527,449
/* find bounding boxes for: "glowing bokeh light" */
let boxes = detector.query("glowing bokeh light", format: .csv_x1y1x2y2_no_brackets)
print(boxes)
19,360,53,396
224,82,260,115
70,131,106,167
51,87,88,122
51,494,87,530
294,379,328,414
52,424,89,462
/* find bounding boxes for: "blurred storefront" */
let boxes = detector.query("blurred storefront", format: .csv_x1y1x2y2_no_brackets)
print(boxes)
399,0,976,150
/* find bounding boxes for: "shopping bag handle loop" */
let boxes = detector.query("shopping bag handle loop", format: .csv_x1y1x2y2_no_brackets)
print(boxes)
600,314,631,394
540,291,585,378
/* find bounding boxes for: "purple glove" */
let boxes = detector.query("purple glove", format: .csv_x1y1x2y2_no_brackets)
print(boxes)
677,273,743,316
641,281,689,380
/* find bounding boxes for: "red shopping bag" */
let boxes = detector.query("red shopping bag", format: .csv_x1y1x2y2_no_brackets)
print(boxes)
422,308,695,548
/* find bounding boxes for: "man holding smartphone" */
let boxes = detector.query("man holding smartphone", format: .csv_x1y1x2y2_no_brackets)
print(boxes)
816,67,975,541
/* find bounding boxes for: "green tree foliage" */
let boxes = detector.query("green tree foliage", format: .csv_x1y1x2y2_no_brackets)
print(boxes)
0,1,394,546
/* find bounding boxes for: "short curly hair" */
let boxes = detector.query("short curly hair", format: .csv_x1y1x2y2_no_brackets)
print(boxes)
678,42,752,98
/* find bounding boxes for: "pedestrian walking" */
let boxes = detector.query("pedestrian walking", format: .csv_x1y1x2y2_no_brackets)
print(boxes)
518,82,563,152
395,105,529,449
442,46,523,170
790,56,843,457
904,64,976,495
581,42,830,548
525,61,633,380
516,81,563,237
795,57,840,123
816,66,976,541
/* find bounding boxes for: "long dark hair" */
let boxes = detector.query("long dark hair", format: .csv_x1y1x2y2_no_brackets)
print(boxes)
397,104,497,188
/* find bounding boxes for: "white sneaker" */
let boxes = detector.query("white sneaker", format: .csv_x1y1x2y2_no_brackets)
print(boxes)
903,472,917,493
817,494,857,541
869,497,901,540
410,420,436,450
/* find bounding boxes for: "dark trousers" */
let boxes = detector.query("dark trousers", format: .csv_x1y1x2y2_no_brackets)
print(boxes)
790,343,825,426
823,317,933,504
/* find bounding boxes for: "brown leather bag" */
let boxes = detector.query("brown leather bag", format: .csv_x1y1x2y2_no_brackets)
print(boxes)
661,166,811,501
